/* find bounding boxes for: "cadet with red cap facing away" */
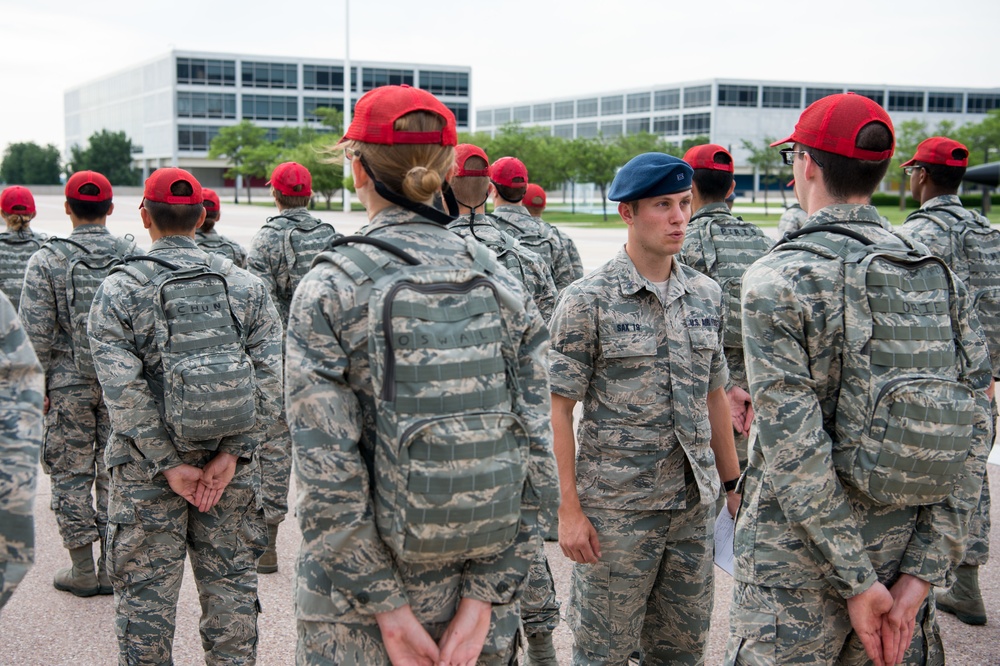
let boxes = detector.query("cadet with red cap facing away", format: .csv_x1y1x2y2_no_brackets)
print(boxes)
195,187,247,268
88,167,282,665
0,186,46,311
900,136,998,628
679,144,773,468
549,152,739,665
522,182,585,289
285,85,558,666
19,171,138,599
247,161,340,574
730,95,992,666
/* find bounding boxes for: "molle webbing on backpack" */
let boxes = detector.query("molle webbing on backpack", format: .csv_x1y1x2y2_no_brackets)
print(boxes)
0,235,42,310
264,214,339,299
195,232,238,262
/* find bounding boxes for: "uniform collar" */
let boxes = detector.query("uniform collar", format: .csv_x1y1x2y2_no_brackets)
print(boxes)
691,202,732,219
920,194,963,210
70,224,111,235
614,247,688,303
493,203,530,216
150,235,200,251
801,203,890,230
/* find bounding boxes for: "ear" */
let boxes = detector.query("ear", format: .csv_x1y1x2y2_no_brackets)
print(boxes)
194,206,206,230
727,179,736,198
351,157,368,190
106,202,114,217
618,201,634,225
64,201,72,216
139,207,153,230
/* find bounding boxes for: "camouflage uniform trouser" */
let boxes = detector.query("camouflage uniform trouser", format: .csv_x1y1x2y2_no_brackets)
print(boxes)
295,562,520,665
106,451,267,666
257,402,291,526
42,382,110,549
725,581,943,665
962,401,996,567
568,501,714,666
520,529,560,637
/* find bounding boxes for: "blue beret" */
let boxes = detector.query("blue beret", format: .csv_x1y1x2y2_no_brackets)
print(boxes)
608,153,693,202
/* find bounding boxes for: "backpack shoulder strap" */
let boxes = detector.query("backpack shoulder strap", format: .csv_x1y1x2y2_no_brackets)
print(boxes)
773,225,875,261
324,235,420,284
43,236,89,260
116,255,178,285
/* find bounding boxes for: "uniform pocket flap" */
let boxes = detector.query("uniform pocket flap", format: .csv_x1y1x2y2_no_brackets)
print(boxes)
730,610,776,642
601,333,656,358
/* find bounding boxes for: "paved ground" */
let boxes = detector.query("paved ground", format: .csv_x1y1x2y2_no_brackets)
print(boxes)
1,196,998,664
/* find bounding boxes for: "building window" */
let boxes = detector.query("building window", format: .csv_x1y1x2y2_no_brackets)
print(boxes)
577,98,598,118
888,91,924,112
600,120,623,136
683,112,711,135
303,64,350,91
718,84,758,107
494,107,511,125
848,88,885,106
304,97,344,120
762,86,801,109
533,103,552,122
176,58,235,86
477,109,494,127
361,68,414,92
577,121,598,138
554,123,574,138
242,61,297,89
653,115,679,135
513,105,532,122
601,95,623,116
626,117,650,134
242,94,298,121
627,92,651,114
805,87,842,105
178,125,222,151
654,89,680,110
967,94,1000,114
446,102,469,126
177,92,236,119
419,71,468,96
927,93,963,113
554,101,575,120
684,85,712,108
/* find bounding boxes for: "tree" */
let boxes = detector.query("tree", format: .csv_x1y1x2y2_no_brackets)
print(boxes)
67,130,140,185
208,120,268,204
891,120,928,209
286,139,344,209
570,137,624,221
1,142,61,185
957,110,1000,166
741,137,782,215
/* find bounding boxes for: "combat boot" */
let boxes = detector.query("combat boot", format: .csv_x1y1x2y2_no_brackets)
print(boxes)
53,545,99,597
257,523,279,574
937,564,987,625
525,631,558,666
96,547,113,595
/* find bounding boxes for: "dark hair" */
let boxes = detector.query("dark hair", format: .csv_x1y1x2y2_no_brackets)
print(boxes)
451,156,490,208
692,167,734,202
492,182,527,203
204,210,220,223
809,122,893,200
918,162,966,192
273,190,312,209
143,180,204,233
67,183,112,221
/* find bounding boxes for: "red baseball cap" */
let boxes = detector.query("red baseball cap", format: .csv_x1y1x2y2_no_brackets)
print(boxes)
65,171,113,202
455,144,490,177
523,183,546,208
141,168,203,208
202,188,221,212
0,186,36,215
771,92,894,161
268,162,312,197
901,137,969,168
340,85,457,147
682,144,735,173
490,157,528,188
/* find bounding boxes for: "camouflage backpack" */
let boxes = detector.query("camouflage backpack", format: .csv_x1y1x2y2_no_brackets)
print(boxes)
317,224,529,564
488,210,560,276
689,211,772,350
774,225,979,506
0,233,43,311
452,217,528,285
45,235,137,378
117,253,256,444
904,203,1000,357
195,230,239,263
262,214,340,299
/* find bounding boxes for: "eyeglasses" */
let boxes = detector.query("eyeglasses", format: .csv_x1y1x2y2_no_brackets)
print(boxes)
903,165,924,176
779,148,824,169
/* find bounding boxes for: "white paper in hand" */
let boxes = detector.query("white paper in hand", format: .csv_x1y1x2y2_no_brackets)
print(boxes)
714,507,735,577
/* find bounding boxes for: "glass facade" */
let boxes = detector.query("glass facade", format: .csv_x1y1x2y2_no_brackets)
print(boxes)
494,107,511,125
626,117,650,134
513,105,532,122
653,116,679,135
683,112,711,134
303,96,344,119
848,88,885,106
178,125,222,151
600,120,623,136
477,109,493,127
968,93,1000,113
420,71,469,96
627,92,651,114
304,64,349,91
654,89,680,110
577,121,598,138
600,95,623,115
577,98,598,118
928,92,963,113
533,103,552,122
554,123,574,138
242,61,297,89
177,92,236,119
176,58,235,86
762,86,801,109
362,68,414,91
446,102,469,125
554,101,575,120
242,94,298,121
805,87,841,105
718,85,758,107
684,85,712,108
888,91,924,112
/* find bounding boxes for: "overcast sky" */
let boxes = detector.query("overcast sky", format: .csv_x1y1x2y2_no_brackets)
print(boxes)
2,0,998,154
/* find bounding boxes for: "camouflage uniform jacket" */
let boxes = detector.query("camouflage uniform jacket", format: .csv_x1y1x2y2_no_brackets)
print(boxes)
548,248,729,510
548,223,585,286
0,290,44,609
900,193,1000,376
447,213,558,322
19,224,138,389
286,206,558,620
247,207,338,326
737,204,993,596
490,204,576,291
0,229,46,311
88,236,283,478
196,228,248,269
776,203,809,238
678,202,774,390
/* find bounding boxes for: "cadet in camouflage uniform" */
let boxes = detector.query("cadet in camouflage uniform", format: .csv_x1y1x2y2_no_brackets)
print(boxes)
89,168,282,665
523,182,585,284
0,186,46,311
0,289,44,612
776,198,809,237
247,161,340,573
488,157,579,291
551,153,740,666
678,144,774,466
899,136,996,627
729,94,993,665
196,187,247,268
19,171,137,597
287,85,558,666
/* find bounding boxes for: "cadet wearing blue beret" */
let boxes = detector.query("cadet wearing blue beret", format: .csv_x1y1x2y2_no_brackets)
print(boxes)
548,150,739,663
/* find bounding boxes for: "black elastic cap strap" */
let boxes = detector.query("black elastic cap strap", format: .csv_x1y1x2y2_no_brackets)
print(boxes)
359,155,456,226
